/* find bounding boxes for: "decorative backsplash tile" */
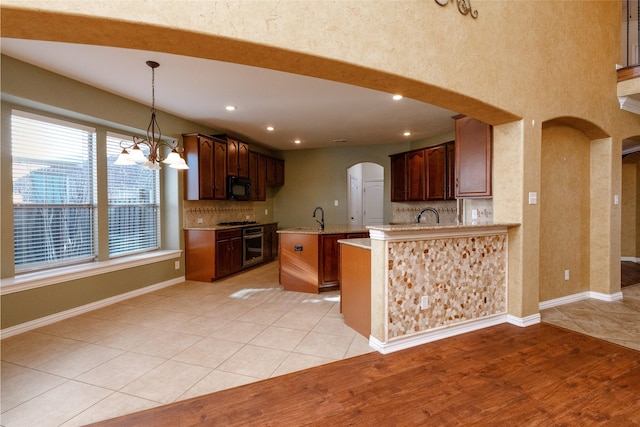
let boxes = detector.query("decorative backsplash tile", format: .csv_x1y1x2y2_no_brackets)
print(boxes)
184,200,255,228
392,200,458,224
386,234,506,339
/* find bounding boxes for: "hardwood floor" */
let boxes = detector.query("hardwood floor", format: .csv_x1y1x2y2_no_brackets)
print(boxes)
622,261,640,288
88,323,640,426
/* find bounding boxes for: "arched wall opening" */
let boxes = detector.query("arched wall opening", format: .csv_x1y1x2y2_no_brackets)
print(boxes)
539,117,616,303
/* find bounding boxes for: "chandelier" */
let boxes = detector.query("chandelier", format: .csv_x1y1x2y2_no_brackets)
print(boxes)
115,60,188,170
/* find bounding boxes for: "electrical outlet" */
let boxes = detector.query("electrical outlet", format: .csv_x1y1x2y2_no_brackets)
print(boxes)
471,209,478,219
265,209,268,215
334,200,339,206
420,296,429,309
564,269,570,281
175,260,180,270
197,218,203,224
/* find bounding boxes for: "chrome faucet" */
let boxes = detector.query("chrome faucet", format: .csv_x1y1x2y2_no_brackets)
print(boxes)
416,207,440,224
313,206,325,230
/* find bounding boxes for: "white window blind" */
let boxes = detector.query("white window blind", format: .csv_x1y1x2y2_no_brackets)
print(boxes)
12,110,97,272
107,132,160,256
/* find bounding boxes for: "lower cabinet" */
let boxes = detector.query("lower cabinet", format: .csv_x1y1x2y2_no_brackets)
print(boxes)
263,223,279,261
185,224,277,282
280,231,369,293
215,229,243,278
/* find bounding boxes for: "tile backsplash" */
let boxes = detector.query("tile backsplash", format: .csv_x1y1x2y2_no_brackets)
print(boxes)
184,200,255,228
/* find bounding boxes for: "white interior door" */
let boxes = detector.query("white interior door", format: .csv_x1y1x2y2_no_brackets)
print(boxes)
348,174,362,227
363,180,384,225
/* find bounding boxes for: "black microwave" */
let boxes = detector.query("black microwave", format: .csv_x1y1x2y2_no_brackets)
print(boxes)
227,176,251,201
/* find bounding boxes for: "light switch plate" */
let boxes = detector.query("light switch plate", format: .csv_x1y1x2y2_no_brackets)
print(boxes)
528,192,537,205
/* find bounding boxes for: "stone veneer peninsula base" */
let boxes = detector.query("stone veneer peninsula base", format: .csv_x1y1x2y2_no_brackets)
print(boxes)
363,222,518,354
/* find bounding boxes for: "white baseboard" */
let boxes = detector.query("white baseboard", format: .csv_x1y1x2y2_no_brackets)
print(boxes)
506,313,541,327
539,290,624,311
0,277,185,339
369,313,507,354
539,292,590,310
621,257,639,263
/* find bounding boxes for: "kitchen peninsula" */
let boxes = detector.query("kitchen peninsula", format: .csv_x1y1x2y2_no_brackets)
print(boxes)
277,225,369,293
339,222,518,354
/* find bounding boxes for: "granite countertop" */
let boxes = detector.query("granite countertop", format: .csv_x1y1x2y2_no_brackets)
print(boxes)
367,221,520,232
184,221,278,231
337,238,371,250
277,224,369,235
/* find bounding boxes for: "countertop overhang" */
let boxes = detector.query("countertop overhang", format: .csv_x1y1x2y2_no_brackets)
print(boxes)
367,222,519,241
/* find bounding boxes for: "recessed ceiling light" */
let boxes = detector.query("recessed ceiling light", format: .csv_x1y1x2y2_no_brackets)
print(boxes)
225,105,237,111
266,126,275,131
403,131,411,136
294,139,301,144
392,94,403,101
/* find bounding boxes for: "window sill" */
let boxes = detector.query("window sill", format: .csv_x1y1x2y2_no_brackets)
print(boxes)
0,250,182,295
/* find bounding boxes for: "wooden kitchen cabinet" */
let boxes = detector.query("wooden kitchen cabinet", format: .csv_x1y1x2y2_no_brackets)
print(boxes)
215,229,243,278
266,156,285,186
406,150,426,200
390,153,407,202
184,228,241,281
390,142,453,202
320,233,345,289
454,115,492,198
249,151,267,201
426,145,446,200
183,133,228,200
446,142,455,200
223,135,249,178
280,230,369,293
263,223,279,261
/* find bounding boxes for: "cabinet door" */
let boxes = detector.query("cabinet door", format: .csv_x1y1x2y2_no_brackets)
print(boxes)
230,236,243,273
320,234,346,286
266,157,285,186
183,134,214,201
426,146,446,200
455,116,492,198
249,152,259,201
406,150,425,201
238,142,250,178
257,155,267,200
446,142,455,200
213,139,228,200
274,159,284,185
227,138,239,176
390,153,407,202
216,239,231,278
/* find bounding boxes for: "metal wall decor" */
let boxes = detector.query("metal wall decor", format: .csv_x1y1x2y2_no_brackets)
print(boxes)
435,0,478,19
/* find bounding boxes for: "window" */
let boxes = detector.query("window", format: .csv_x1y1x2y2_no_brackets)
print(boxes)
107,132,160,256
12,110,96,272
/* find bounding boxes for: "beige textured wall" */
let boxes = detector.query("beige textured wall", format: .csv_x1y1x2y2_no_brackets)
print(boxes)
1,1,639,323
540,126,591,301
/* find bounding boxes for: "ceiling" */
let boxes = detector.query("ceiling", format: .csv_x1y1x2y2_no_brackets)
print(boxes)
3,38,638,155
0,38,458,152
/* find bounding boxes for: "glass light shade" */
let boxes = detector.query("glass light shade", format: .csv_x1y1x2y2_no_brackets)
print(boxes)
169,156,189,170
163,149,181,164
130,144,147,163
114,149,135,165
142,160,161,170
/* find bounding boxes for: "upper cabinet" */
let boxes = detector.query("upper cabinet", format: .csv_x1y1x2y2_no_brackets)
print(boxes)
249,151,267,201
266,156,285,186
183,133,227,200
454,115,492,198
221,135,249,178
390,142,454,202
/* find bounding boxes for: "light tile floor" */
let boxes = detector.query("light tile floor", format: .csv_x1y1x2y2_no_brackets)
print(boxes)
0,262,374,427
541,283,640,351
